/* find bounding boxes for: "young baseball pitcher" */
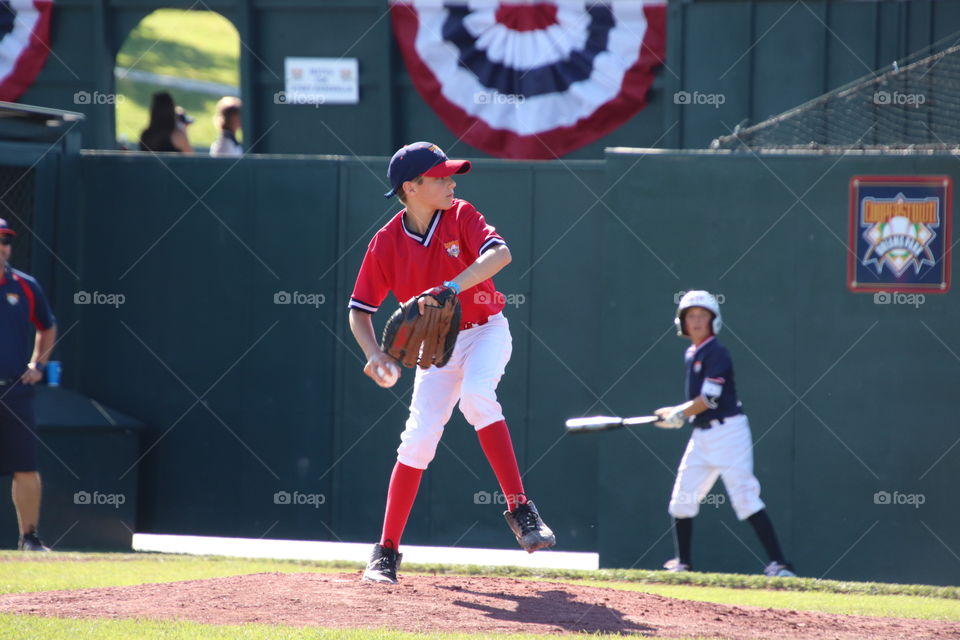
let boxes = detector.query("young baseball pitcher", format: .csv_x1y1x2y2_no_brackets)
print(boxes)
348,141,555,584
653,291,795,577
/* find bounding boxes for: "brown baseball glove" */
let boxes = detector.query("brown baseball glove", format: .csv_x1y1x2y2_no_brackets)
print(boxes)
381,286,461,369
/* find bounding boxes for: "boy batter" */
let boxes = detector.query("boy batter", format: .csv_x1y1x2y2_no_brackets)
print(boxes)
654,291,795,577
348,142,555,584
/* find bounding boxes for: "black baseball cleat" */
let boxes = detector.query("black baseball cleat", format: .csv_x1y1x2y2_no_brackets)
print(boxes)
504,500,555,553
18,530,50,552
362,543,402,584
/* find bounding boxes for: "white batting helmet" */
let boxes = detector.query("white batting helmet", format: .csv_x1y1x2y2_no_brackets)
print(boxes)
675,290,722,336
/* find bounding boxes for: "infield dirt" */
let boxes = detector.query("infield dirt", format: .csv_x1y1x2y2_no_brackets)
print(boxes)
0,572,956,639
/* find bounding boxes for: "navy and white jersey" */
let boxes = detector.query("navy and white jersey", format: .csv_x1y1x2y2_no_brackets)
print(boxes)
684,336,742,427
0,266,55,378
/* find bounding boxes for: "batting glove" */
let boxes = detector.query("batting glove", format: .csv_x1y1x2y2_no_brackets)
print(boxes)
654,409,686,429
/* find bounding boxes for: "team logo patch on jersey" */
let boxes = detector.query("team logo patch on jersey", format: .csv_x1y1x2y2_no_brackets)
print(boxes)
6,292,19,306
445,240,460,258
849,176,952,293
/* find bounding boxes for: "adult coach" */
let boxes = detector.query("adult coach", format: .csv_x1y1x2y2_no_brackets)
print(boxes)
0,219,57,551
654,291,795,577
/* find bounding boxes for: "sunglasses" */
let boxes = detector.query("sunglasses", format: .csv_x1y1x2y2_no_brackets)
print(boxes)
0,237,11,246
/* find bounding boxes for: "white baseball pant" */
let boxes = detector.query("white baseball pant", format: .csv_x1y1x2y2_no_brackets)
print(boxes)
396,312,512,470
667,414,765,520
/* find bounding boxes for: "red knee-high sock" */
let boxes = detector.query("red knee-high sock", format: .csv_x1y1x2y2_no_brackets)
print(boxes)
379,461,423,550
477,420,527,512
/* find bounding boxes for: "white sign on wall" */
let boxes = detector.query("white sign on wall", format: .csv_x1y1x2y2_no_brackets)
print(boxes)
281,58,359,105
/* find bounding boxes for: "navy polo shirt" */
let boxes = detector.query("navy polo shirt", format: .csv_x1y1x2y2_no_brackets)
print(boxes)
684,336,743,427
0,267,55,378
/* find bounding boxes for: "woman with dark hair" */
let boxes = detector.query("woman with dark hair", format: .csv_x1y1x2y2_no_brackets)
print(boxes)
139,91,192,153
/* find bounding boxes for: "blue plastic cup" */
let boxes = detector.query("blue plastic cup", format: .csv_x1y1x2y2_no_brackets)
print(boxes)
45,361,61,387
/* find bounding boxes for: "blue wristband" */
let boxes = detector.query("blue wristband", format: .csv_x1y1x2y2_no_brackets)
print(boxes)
443,280,461,295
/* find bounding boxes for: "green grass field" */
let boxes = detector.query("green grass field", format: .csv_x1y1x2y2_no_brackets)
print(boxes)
115,9,240,150
2,617,661,640
572,580,960,621
0,552,957,639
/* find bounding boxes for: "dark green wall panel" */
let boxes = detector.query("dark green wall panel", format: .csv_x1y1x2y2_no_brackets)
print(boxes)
674,3,753,148
73,154,342,538
751,3,828,126
598,149,959,585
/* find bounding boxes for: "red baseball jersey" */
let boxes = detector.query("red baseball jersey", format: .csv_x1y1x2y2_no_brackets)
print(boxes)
349,199,506,325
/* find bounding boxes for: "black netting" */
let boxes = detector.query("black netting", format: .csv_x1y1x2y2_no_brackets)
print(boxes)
712,36,960,152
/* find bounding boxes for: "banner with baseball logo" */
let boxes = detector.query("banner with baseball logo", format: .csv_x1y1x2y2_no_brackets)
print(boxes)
848,175,952,293
0,0,54,102
390,0,666,159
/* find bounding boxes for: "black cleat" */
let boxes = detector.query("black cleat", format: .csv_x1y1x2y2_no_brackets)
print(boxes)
362,543,402,584
18,530,50,552
503,500,555,553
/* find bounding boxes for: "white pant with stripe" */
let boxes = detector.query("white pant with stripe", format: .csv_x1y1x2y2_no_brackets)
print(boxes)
668,414,765,521
396,312,511,470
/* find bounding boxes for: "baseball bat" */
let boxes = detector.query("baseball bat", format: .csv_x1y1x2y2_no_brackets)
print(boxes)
565,415,659,434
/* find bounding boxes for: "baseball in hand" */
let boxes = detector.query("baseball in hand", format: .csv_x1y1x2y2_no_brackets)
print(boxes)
376,362,400,388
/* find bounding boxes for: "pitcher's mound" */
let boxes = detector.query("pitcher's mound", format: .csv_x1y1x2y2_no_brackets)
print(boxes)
0,572,955,639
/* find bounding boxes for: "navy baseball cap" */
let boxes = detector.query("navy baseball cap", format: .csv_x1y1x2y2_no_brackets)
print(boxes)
0,218,15,236
384,141,471,198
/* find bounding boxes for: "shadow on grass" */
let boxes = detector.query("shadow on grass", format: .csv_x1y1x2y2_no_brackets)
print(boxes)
117,29,238,86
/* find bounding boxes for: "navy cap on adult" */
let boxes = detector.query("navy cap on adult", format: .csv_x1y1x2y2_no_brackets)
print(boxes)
384,141,471,198
0,218,16,236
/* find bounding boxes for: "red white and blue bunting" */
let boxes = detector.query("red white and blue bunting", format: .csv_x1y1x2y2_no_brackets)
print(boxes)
0,0,53,102
391,1,666,159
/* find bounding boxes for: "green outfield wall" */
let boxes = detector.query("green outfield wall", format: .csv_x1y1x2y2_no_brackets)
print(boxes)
597,148,959,586
27,1,960,156
65,152,607,555
52,149,958,586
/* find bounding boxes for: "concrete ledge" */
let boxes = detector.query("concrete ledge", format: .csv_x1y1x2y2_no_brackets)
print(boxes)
132,533,599,571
